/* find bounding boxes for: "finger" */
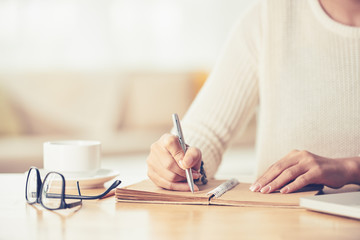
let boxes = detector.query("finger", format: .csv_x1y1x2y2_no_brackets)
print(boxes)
147,158,186,183
259,165,307,194
251,150,300,192
161,134,186,167
280,170,315,194
150,141,187,178
148,142,201,180
148,168,199,191
182,147,202,170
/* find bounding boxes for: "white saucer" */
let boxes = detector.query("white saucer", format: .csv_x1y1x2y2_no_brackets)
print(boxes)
28,169,120,189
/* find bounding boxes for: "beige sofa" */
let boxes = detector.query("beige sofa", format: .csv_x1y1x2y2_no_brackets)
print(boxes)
0,71,255,173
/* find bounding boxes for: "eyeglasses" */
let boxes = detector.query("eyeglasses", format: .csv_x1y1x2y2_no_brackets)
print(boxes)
25,167,121,210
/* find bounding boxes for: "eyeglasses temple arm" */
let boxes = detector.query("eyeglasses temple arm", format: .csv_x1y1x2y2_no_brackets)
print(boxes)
46,180,121,200
66,200,82,208
64,181,83,209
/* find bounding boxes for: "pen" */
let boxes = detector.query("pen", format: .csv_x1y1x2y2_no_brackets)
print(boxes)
172,113,195,193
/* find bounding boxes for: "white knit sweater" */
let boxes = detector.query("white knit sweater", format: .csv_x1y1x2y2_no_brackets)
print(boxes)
181,0,360,178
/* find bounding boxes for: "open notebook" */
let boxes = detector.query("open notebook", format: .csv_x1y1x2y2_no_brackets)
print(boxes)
115,179,323,208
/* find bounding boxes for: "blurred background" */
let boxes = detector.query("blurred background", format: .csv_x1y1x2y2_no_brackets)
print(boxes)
0,0,256,173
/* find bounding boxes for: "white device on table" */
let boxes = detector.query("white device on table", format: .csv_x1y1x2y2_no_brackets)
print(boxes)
300,192,360,220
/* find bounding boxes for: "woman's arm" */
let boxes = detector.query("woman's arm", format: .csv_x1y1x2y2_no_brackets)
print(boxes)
146,1,264,190
179,2,263,178
250,150,360,194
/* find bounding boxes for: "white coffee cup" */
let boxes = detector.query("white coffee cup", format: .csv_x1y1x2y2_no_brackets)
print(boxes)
43,140,101,177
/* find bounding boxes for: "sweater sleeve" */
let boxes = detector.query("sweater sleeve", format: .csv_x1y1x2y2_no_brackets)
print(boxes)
178,1,262,178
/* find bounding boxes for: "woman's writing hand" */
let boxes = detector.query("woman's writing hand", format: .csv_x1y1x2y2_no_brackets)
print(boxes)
146,133,202,191
250,150,360,194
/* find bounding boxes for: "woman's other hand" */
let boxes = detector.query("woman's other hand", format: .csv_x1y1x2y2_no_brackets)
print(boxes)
250,150,360,194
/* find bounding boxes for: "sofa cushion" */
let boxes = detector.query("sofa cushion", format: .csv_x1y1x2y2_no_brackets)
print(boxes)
0,72,125,136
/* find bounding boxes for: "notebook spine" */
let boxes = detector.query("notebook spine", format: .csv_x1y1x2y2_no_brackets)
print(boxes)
207,178,239,198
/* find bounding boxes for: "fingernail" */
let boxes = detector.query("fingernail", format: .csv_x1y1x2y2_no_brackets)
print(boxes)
249,183,261,192
192,172,201,179
280,187,289,194
260,185,271,194
178,160,184,168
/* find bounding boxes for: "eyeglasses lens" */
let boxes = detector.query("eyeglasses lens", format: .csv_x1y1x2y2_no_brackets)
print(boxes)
26,169,38,203
40,173,63,209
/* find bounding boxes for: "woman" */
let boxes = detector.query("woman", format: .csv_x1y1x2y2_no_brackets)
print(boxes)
146,0,360,193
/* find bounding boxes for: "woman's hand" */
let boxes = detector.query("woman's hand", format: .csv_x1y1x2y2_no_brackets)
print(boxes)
146,133,202,191
250,150,360,194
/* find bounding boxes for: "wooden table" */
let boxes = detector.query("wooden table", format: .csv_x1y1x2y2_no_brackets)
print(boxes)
1,174,359,240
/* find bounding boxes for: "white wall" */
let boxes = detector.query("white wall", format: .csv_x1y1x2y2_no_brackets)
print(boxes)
0,0,252,72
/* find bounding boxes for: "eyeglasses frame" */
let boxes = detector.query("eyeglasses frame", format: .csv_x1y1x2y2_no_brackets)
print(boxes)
25,167,121,210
